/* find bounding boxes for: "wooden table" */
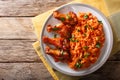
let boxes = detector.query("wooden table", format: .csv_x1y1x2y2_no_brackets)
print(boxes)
0,0,120,80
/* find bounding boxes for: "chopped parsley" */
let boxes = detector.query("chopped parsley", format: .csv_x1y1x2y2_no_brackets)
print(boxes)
69,38,78,42
96,42,101,48
59,57,64,60
66,14,71,20
52,27,59,31
85,25,88,29
84,53,90,58
84,33,87,37
84,14,88,19
69,35,78,42
98,20,102,24
72,34,75,38
75,62,82,68
75,40,79,42
91,27,94,30
83,46,88,49
60,50,64,56
60,17,65,21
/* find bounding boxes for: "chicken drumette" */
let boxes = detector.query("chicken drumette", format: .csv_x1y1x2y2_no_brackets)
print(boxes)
45,46,70,62
43,36,70,51
47,23,72,38
53,11,78,26
42,11,78,62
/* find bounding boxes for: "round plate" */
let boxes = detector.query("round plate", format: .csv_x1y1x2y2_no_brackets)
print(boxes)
40,3,113,76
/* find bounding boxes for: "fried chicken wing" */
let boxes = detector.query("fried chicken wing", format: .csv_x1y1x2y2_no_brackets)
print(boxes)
43,36,70,50
45,46,70,62
53,11,78,25
47,23,72,38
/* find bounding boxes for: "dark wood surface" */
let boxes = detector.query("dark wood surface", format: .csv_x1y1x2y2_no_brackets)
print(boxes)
0,0,120,80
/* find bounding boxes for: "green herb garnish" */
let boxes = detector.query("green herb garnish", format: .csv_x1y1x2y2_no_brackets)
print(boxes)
91,27,94,30
59,57,64,60
60,50,64,56
98,20,102,24
72,34,75,38
60,17,65,21
69,34,79,42
84,33,87,37
75,62,82,68
66,14,71,20
96,42,101,48
75,40,79,42
52,27,59,31
69,38,78,42
83,46,88,49
85,25,88,29
84,14,88,19
84,53,90,58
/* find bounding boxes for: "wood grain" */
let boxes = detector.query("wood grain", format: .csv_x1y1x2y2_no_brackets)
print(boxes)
81,61,120,80
0,17,36,39
109,51,120,61
0,0,72,16
0,62,119,80
0,63,53,80
0,40,41,62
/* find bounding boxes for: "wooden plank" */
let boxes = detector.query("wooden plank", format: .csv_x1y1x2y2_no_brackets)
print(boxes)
0,61,119,80
0,40,40,62
81,61,120,80
0,17,39,62
0,0,71,16
109,51,120,61
0,63,53,80
0,17,36,39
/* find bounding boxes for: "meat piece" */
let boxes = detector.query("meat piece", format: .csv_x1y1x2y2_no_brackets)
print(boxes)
53,11,78,26
45,46,70,62
43,36,70,50
43,36,63,48
47,23,72,38
45,46,69,57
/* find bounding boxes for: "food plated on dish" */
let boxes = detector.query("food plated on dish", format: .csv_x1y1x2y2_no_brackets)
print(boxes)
42,11,105,70
40,3,113,76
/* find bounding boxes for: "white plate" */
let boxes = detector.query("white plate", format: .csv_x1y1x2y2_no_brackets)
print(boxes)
40,3,113,76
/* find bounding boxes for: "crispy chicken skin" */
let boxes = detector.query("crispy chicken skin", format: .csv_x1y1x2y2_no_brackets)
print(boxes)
43,36,70,50
47,23,72,38
45,46,70,62
53,11,78,25
45,46,69,57
43,36,63,48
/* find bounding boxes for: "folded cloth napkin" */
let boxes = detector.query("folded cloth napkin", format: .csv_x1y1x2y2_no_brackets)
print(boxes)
32,0,120,80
